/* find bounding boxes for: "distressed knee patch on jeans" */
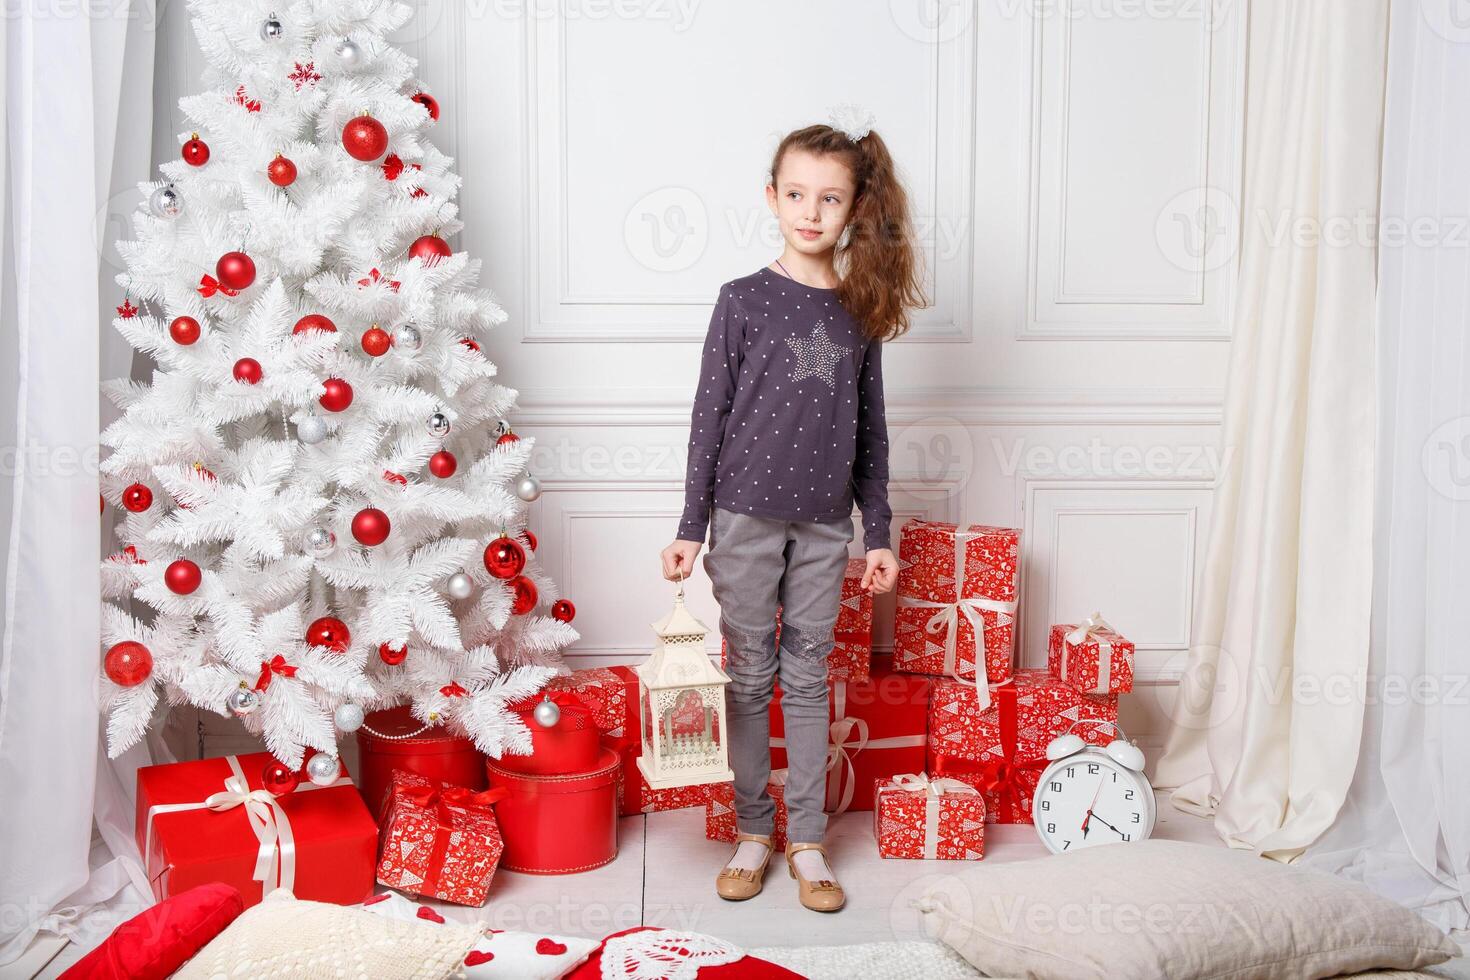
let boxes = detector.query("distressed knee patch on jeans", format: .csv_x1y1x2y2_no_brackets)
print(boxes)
720,615,779,701
776,619,836,662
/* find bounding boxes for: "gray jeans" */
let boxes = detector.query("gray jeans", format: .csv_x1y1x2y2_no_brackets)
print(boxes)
703,505,854,844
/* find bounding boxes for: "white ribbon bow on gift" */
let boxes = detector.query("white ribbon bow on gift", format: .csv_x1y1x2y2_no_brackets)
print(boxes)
1062,611,1117,694
888,773,980,860
896,525,1019,713
144,754,346,898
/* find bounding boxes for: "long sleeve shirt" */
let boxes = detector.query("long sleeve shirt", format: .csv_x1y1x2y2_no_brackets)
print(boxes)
677,267,893,552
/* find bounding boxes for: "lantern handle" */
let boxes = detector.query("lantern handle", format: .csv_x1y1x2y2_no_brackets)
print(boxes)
675,566,684,600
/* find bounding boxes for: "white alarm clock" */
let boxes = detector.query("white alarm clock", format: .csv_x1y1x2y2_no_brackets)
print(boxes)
1031,720,1154,854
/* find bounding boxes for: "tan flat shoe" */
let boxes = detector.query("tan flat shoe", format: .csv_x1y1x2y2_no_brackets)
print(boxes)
785,841,845,913
716,833,773,901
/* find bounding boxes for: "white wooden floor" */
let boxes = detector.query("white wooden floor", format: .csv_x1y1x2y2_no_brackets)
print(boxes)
24,790,1216,977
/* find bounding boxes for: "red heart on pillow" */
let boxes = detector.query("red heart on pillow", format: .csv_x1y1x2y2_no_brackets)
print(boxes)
417,906,446,924
464,950,496,966
536,938,569,955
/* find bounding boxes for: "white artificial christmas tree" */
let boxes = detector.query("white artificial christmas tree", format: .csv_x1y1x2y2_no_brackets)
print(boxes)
100,0,578,770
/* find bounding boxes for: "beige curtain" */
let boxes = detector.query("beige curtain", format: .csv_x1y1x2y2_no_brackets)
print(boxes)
1155,0,1388,861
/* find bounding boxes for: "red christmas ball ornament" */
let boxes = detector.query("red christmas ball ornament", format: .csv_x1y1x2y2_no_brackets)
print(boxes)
165,558,202,595
483,536,526,580
319,378,353,412
122,483,153,513
293,313,336,335
260,760,299,798
306,616,351,653
428,450,457,479
351,507,391,546
169,315,201,345
104,640,153,687
182,133,210,167
551,598,575,623
267,153,297,186
342,113,389,162
496,432,520,447
216,251,256,290
360,326,391,356
509,575,538,615
378,642,407,666
521,529,537,552
233,357,263,384
411,91,440,121
408,234,452,266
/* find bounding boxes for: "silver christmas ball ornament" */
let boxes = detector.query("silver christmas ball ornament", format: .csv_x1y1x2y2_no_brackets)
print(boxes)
532,696,561,728
336,37,362,68
427,412,451,437
296,415,328,445
447,572,474,600
306,526,336,556
227,687,260,717
393,323,422,352
305,751,341,786
150,184,184,219
260,11,285,40
516,475,542,502
334,703,364,732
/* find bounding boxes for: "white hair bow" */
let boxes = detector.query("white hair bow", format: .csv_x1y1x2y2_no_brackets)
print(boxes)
827,103,876,142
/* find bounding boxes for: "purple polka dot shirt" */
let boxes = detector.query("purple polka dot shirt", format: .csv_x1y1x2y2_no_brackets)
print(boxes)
677,267,892,552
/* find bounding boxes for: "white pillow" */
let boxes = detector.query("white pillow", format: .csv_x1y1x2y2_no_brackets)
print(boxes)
360,891,598,979
915,839,1459,980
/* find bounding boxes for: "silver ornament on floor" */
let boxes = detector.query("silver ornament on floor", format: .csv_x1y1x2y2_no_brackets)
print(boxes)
296,415,328,445
427,412,451,437
336,37,361,68
532,696,561,728
259,11,284,40
149,184,184,219
306,526,336,557
516,475,541,501
305,751,341,786
334,703,364,732
447,572,474,599
227,687,260,717
393,323,422,352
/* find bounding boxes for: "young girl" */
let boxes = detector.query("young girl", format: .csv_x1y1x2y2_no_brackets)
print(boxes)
659,114,924,912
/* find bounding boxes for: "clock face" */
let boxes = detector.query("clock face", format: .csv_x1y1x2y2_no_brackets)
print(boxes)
1032,752,1155,854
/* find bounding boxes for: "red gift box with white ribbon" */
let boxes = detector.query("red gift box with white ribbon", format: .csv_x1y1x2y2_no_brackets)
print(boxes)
1048,613,1135,695
893,519,1019,707
375,769,506,906
135,751,376,906
873,773,986,860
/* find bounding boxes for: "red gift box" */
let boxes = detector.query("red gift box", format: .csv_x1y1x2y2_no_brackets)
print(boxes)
894,519,1019,700
705,773,787,850
356,705,487,815
375,770,506,905
873,773,987,860
927,669,1117,823
495,692,601,776
1048,615,1135,695
718,558,873,683
136,752,376,906
546,666,630,733
486,747,620,874
768,657,930,813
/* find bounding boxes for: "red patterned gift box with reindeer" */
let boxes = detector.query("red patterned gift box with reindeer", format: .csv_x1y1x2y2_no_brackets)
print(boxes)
546,666,630,733
706,772,787,850
873,773,987,860
1047,614,1135,695
894,519,1019,687
926,669,1117,824
375,769,506,906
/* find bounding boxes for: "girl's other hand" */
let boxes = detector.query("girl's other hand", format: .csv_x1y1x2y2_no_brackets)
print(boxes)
661,539,703,581
861,548,897,596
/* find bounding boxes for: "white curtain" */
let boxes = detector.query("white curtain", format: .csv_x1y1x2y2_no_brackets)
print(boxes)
0,2,158,965
1154,0,1388,861
1302,0,1470,939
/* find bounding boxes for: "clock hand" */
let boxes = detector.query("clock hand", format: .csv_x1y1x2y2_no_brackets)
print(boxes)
1081,778,1105,838
1091,813,1126,838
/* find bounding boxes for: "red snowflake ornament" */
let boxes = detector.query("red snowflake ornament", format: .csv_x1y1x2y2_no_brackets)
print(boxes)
356,268,401,292
289,61,322,90
116,298,138,319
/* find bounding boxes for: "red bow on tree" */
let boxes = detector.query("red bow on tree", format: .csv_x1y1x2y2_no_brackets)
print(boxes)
198,275,239,298
255,655,297,692
356,268,400,292
382,470,408,486
108,545,146,565
439,681,468,698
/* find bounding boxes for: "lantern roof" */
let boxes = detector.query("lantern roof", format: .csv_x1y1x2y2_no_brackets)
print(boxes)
638,592,729,689
650,591,708,639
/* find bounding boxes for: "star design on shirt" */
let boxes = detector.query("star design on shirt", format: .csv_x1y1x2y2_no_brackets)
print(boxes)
785,321,850,389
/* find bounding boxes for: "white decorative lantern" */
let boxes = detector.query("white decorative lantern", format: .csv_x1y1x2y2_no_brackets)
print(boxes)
635,578,733,790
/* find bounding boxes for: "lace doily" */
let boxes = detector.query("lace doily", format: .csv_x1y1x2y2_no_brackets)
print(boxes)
600,930,745,980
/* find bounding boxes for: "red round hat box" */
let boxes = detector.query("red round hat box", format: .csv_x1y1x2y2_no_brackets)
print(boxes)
494,701,601,776
486,746,620,874
356,705,487,815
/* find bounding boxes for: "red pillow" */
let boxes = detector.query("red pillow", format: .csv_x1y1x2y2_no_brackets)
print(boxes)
60,882,245,980
567,927,804,980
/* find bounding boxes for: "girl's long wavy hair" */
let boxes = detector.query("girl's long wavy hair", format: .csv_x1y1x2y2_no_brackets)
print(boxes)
769,125,926,342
